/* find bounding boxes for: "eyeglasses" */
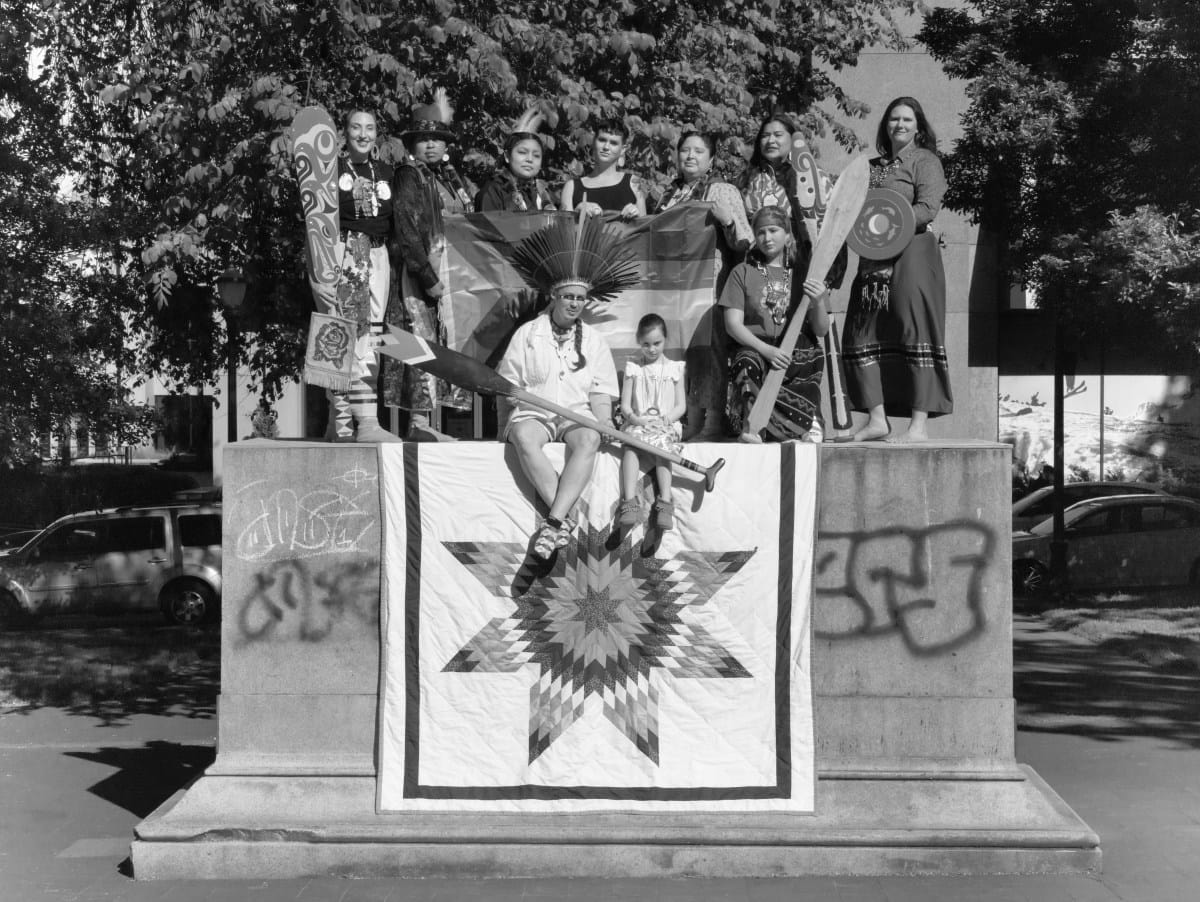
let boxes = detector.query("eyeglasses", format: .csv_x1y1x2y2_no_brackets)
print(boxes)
555,292,588,303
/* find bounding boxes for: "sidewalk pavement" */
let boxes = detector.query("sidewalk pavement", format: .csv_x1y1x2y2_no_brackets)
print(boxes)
1,614,1197,902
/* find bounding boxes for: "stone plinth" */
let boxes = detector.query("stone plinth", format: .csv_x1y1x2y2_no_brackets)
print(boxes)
132,440,1099,879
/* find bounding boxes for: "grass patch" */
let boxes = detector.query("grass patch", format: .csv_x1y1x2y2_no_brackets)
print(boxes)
0,616,218,721
1038,587,1200,672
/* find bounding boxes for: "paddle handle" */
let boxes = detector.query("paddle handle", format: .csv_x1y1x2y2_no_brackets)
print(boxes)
512,390,725,492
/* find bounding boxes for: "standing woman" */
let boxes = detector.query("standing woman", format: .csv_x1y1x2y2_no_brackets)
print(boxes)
474,109,557,214
319,108,398,443
385,88,474,440
653,131,752,440
736,114,804,232
841,96,952,442
560,118,647,220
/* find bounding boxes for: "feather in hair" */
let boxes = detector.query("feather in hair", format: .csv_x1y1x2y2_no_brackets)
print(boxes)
430,86,453,124
512,106,544,135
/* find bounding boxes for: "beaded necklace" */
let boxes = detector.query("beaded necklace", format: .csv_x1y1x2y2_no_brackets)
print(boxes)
754,258,791,328
349,158,380,218
871,154,904,188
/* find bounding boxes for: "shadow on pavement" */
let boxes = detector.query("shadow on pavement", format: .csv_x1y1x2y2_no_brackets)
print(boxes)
0,618,218,726
1014,614,1200,749
65,741,216,817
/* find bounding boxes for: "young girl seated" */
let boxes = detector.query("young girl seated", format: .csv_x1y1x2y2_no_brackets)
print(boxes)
720,206,831,443
618,314,686,531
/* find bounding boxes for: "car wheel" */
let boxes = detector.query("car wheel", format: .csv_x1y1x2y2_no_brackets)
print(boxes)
1014,561,1051,599
0,589,36,628
159,579,218,626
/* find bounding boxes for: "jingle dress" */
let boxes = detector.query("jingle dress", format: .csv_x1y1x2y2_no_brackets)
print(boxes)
841,144,953,418
719,260,824,441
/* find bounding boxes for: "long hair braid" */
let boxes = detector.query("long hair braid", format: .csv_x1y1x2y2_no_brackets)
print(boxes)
572,320,586,371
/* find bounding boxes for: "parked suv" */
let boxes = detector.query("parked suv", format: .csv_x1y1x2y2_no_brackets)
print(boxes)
0,503,222,625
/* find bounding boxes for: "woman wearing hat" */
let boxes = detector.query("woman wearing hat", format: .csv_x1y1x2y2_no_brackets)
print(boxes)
385,88,475,439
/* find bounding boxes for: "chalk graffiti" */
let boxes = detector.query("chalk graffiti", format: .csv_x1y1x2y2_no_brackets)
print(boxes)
813,520,994,655
233,472,377,561
236,558,379,643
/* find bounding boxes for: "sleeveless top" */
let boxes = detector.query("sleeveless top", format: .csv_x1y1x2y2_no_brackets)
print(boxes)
570,172,638,212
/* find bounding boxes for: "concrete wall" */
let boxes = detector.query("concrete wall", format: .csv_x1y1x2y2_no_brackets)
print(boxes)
215,440,1015,779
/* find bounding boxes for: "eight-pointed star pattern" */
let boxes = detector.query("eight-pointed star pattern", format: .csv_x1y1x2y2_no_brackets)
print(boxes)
442,506,755,764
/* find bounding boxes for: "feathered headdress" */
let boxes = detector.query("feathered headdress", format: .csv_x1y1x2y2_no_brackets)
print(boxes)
402,86,456,143
510,207,640,305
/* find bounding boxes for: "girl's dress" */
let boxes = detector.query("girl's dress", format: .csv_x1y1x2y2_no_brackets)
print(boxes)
622,357,685,453
841,144,953,418
719,260,824,441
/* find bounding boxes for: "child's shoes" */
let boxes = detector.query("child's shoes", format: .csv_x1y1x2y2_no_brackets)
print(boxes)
651,499,674,530
617,498,640,528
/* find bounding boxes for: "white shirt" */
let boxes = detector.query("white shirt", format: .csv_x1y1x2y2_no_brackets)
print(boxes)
498,314,619,415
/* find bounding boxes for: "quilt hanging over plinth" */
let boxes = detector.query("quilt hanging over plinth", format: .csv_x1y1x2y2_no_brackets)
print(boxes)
377,443,816,813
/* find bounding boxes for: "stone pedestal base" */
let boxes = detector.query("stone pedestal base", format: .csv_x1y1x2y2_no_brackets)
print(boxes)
134,768,1097,878
132,441,1099,878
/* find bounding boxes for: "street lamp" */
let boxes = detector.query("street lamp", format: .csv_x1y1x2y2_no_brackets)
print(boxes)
216,268,247,445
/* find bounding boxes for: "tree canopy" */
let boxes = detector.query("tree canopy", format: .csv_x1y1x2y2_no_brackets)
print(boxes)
920,0,1200,357
6,0,917,465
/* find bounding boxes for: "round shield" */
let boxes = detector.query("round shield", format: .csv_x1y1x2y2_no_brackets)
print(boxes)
847,188,916,260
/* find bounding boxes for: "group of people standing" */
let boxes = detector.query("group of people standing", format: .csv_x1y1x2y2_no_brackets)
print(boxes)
315,91,953,552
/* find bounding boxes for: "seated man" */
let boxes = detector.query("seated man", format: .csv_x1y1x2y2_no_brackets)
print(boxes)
500,213,639,559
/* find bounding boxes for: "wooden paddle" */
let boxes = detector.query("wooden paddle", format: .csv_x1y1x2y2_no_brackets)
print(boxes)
742,155,870,440
375,327,727,492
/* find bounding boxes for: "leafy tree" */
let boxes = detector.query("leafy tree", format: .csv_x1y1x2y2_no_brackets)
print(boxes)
0,2,156,468
29,0,917,401
920,0,1200,358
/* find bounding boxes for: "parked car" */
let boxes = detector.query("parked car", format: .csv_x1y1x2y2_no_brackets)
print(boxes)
1012,495,1200,596
0,528,40,554
1011,481,1168,533
0,503,222,625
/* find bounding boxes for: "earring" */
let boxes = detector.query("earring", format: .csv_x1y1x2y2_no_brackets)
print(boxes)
442,153,450,163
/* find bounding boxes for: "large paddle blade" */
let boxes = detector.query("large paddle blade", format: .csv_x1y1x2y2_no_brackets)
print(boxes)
375,326,517,397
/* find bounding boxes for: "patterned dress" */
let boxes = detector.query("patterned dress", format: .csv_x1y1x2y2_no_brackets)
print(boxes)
622,357,685,453
841,144,953,418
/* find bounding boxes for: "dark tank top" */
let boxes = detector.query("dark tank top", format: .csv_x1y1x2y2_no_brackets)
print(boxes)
571,172,637,212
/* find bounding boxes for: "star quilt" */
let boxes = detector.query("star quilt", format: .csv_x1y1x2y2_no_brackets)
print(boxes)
377,442,816,812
